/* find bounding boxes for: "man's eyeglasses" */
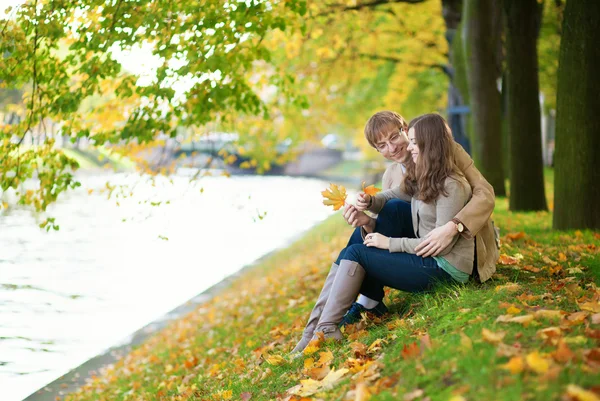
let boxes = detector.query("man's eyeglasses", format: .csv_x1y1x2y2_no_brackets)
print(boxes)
375,130,406,153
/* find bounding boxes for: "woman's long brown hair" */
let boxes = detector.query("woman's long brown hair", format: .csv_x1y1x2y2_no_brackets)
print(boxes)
402,113,462,203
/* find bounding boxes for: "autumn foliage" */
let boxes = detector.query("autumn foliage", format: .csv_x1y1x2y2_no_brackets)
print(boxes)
59,193,600,401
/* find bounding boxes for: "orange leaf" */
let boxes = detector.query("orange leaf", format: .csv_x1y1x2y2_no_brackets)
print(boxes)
401,342,420,359
553,340,575,364
362,182,381,196
506,232,526,241
500,356,525,374
499,254,519,265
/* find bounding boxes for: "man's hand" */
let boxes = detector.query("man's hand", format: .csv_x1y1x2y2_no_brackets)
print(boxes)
355,193,371,211
415,221,458,257
364,233,390,250
343,204,372,228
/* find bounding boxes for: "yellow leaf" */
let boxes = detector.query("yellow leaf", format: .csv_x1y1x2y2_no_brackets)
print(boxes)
316,351,334,367
506,306,522,315
495,283,521,292
265,355,285,366
496,314,534,326
565,384,600,401
304,358,315,370
362,182,381,196
354,381,372,401
579,301,600,313
534,309,564,320
288,368,349,397
481,328,506,345
500,356,525,374
526,351,551,374
321,183,347,211
459,331,472,351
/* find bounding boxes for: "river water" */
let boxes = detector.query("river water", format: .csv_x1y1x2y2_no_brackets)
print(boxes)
0,171,336,401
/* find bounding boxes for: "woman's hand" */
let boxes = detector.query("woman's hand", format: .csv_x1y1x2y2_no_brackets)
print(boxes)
415,221,457,257
364,233,390,250
355,193,371,211
343,204,372,228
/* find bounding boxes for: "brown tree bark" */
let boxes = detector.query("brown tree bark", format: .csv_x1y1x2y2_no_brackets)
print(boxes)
553,0,600,229
462,0,506,196
504,0,548,211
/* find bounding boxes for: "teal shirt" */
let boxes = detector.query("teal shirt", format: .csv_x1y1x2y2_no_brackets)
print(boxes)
434,256,470,283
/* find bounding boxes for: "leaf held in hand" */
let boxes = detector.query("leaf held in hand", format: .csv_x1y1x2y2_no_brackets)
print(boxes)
362,182,381,196
321,183,347,211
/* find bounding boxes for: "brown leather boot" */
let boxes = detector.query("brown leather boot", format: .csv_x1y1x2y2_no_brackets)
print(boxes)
312,260,365,341
290,262,339,354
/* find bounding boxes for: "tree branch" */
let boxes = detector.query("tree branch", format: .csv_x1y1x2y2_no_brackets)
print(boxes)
316,0,425,17
358,52,449,74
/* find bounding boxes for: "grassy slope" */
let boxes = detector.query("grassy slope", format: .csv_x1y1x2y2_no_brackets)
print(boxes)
64,171,600,401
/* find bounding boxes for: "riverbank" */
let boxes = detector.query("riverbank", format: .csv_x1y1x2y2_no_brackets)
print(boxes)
40,170,600,401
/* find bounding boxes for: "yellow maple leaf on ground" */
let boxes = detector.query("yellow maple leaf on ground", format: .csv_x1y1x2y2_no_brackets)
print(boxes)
321,183,347,211
288,368,349,397
362,182,381,196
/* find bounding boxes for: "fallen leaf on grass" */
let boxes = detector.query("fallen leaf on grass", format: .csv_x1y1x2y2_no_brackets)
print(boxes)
496,314,535,326
265,355,286,366
526,351,552,374
535,309,564,320
401,342,421,359
481,328,506,344
496,342,523,358
368,339,385,353
564,384,600,401
592,314,600,325
240,392,252,401
288,368,349,397
523,265,541,273
306,365,331,380
537,327,563,345
505,232,526,241
584,349,600,370
579,301,600,313
459,332,472,351
352,381,372,401
553,340,576,364
403,388,424,401
506,306,522,315
495,283,521,292
499,255,520,266
350,342,368,358
500,356,525,374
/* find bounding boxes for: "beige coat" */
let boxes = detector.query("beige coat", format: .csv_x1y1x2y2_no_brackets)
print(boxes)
377,142,498,282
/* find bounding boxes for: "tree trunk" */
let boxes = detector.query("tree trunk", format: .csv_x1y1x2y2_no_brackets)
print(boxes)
462,0,506,196
553,0,600,230
504,0,548,211
441,0,470,153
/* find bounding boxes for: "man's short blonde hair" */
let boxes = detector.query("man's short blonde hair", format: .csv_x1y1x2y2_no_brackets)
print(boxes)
364,111,408,148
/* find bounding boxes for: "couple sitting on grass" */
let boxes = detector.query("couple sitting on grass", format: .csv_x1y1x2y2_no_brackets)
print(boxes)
292,111,500,353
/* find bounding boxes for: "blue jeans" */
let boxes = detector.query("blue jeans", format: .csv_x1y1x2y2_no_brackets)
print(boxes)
334,200,451,300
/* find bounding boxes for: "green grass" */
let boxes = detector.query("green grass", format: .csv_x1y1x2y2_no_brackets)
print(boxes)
64,170,600,401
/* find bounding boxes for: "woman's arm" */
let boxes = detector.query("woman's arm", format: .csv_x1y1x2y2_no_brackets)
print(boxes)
387,179,469,254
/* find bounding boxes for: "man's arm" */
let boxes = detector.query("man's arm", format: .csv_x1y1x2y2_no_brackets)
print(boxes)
452,142,495,239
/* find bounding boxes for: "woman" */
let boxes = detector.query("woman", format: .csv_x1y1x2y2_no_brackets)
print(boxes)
298,113,475,345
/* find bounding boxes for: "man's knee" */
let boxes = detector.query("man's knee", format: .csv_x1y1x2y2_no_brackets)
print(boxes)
378,199,410,220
